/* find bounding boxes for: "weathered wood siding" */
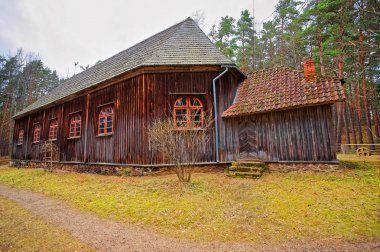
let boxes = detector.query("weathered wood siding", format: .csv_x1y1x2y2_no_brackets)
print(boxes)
145,71,240,164
27,111,44,161
234,105,336,161
12,68,241,165
12,68,337,164
12,117,28,160
60,96,86,162
217,73,241,162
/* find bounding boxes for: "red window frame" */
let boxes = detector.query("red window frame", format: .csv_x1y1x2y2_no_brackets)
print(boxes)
17,129,24,145
174,97,204,129
49,119,58,141
98,106,113,136
33,124,41,143
69,114,81,138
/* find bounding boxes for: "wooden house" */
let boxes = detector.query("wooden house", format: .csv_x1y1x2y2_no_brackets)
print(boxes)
222,64,345,162
12,18,344,168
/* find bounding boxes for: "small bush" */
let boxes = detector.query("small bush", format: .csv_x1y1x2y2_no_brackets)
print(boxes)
123,167,132,176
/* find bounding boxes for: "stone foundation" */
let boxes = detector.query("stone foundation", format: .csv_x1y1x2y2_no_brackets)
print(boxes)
267,163,347,173
10,161,226,176
10,160,350,176
11,161,148,176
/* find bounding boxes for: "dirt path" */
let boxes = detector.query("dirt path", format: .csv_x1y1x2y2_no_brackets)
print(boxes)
0,184,378,252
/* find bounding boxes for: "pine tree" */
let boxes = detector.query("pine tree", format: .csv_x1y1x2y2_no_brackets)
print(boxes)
235,10,254,72
208,16,237,59
0,50,63,156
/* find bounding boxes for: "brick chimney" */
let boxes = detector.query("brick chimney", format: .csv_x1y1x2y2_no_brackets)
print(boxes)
304,59,316,82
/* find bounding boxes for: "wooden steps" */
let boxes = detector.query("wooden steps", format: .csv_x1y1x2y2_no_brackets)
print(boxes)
226,160,267,178
0,159,10,166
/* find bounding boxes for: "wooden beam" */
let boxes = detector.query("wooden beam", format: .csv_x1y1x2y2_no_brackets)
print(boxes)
68,110,83,115
97,101,115,108
83,94,90,163
58,103,64,162
222,103,336,118
13,65,234,119
24,115,31,160
169,92,207,95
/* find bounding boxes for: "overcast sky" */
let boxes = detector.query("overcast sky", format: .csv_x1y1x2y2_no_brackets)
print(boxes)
0,0,278,78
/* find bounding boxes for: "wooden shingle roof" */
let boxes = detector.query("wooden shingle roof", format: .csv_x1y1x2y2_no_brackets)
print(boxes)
15,17,234,118
222,67,345,117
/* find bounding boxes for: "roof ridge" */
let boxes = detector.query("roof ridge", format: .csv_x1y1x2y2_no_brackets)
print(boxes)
62,18,189,84
222,65,345,117
189,18,233,64
140,18,190,66
141,17,232,66
250,66,297,74
14,17,235,118
15,18,189,117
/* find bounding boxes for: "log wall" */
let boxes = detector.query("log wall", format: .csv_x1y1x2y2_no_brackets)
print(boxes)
12,68,241,165
60,96,86,162
13,67,336,164
235,105,336,162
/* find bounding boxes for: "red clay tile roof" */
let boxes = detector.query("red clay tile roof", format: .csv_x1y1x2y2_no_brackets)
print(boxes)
222,67,345,117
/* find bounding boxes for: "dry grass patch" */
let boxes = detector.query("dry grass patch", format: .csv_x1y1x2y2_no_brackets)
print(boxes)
0,196,95,251
337,153,380,164
0,160,379,244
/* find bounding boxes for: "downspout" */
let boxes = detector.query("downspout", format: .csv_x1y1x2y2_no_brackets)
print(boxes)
212,67,229,163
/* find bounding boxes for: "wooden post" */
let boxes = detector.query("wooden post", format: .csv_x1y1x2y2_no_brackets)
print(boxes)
83,94,90,163
41,111,46,161
24,115,31,160
59,103,64,162
50,140,53,170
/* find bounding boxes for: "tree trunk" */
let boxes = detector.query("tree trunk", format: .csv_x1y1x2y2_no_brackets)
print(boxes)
8,118,14,158
346,82,356,145
348,96,357,145
269,40,274,65
316,0,325,76
0,95,11,156
335,103,343,147
335,12,345,147
358,30,374,146
370,80,379,143
343,101,350,144
241,32,246,72
369,60,379,143
362,79,374,146
318,34,325,76
0,95,10,140
355,82,364,144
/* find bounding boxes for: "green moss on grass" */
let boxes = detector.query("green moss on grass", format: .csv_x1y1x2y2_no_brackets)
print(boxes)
0,159,379,244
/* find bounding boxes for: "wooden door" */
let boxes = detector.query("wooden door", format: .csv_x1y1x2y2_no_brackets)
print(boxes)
238,117,258,160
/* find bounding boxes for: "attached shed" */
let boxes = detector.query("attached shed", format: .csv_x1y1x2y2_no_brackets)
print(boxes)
222,66,345,162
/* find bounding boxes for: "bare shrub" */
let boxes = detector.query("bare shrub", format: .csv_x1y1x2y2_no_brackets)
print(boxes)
147,114,213,182
40,140,59,171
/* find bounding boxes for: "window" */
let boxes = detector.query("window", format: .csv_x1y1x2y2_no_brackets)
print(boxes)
33,124,41,143
17,129,24,145
69,114,81,138
174,97,204,129
98,106,113,135
49,119,58,141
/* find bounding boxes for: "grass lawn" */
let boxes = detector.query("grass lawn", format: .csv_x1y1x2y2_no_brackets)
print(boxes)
0,157,379,244
337,153,380,164
0,196,95,251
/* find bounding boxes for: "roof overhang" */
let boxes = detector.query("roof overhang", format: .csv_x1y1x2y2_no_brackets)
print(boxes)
222,100,344,118
13,64,244,120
